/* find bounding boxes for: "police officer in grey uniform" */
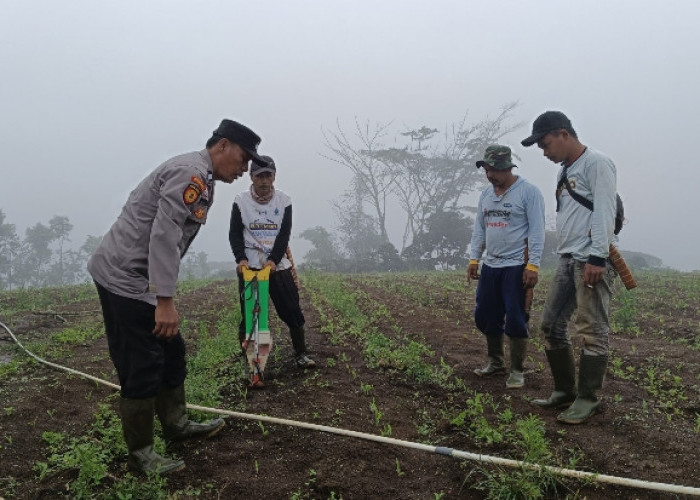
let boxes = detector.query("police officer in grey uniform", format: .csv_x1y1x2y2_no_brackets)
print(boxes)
88,119,268,474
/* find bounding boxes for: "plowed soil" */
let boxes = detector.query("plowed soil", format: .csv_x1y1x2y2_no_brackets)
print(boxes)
0,273,698,499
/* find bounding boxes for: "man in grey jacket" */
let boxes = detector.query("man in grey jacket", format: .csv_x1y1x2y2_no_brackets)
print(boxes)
521,111,617,424
88,119,268,473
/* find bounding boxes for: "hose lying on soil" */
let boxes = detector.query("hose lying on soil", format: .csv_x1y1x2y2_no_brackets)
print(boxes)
1,320,699,497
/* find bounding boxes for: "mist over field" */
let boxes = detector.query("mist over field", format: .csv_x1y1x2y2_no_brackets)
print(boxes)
2,1,699,274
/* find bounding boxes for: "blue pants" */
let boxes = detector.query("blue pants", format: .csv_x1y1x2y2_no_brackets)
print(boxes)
474,264,529,339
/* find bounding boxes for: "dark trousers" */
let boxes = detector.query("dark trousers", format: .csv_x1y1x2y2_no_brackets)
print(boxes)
95,283,187,399
474,264,529,339
238,268,305,341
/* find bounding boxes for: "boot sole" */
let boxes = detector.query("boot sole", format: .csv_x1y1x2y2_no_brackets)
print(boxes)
206,420,226,439
473,368,506,377
530,399,575,409
128,461,186,475
166,420,226,445
557,406,603,425
161,462,186,474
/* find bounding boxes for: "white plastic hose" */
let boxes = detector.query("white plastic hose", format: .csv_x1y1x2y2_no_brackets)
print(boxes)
2,320,699,497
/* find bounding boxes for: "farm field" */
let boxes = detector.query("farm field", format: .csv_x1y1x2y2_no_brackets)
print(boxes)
0,270,699,499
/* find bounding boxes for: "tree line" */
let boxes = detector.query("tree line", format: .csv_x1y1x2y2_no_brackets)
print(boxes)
300,104,538,272
299,105,662,273
0,210,214,291
0,210,96,290
1,103,664,288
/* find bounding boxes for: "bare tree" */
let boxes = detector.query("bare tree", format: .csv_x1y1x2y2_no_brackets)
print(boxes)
445,101,524,206
322,103,523,256
322,118,397,242
372,102,523,251
332,186,385,272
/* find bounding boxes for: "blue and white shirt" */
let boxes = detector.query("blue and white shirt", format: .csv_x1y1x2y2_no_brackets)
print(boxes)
470,176,545,268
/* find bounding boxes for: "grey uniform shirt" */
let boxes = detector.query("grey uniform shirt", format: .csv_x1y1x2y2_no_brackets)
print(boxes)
555,147,616,261
88,150,215,305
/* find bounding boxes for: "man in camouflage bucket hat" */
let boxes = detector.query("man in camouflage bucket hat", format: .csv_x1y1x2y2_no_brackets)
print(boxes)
476,145,518,170
468,145,545,389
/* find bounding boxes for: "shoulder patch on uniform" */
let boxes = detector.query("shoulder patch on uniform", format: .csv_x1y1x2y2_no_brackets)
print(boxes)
191,176,206,192
183,184,201,205
194,207,207,219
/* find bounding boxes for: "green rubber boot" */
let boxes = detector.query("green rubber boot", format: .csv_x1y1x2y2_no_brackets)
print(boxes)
531,347,577,408
119,397,185,475
474,335,506,376
557,354,608,424
155,384,225,444
506,338,527,389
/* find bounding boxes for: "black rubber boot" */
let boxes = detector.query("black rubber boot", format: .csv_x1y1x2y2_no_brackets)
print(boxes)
155,384,225,444
474,334,506,376
506,338,527,389
119,397,185,474
531,347,577,408
290,326,316,369
557,354,608,424
237,319,247,356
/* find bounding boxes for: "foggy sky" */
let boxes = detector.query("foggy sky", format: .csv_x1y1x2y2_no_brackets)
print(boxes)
2,1,698,271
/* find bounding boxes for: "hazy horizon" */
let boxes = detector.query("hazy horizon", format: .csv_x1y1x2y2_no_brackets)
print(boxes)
2,1,698,271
